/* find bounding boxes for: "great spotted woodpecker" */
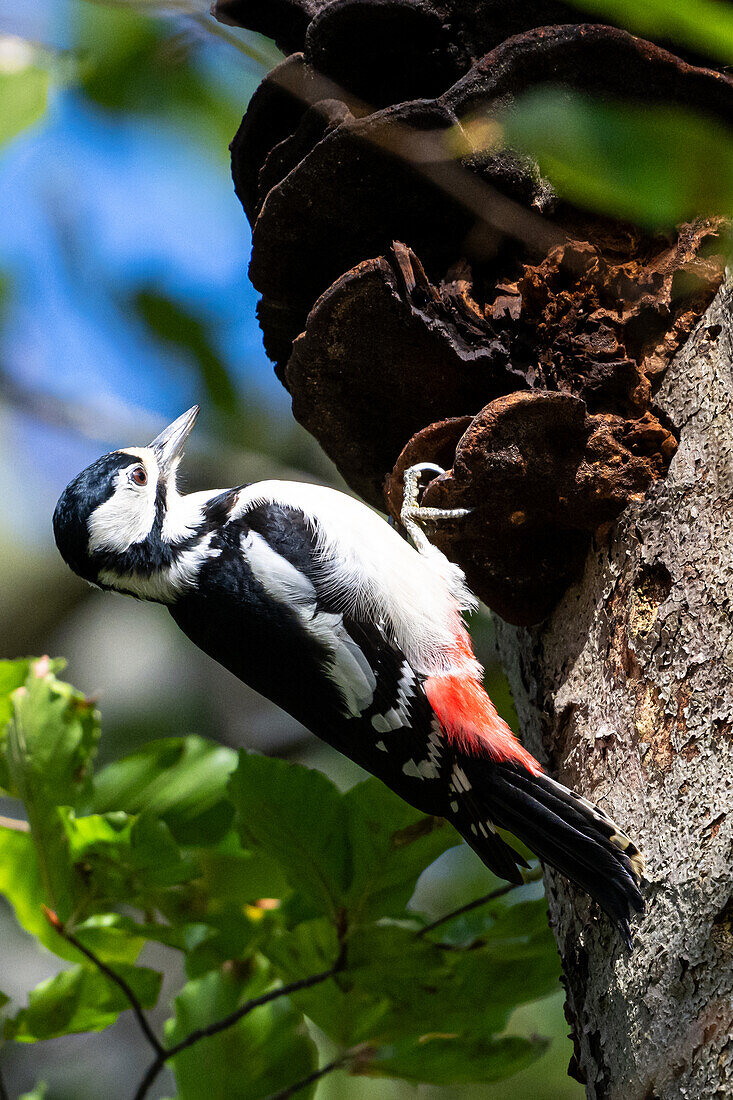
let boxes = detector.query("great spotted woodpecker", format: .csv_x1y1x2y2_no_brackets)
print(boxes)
53,406,644,946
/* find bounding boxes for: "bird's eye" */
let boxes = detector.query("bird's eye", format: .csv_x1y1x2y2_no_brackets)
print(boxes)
131,466,147,486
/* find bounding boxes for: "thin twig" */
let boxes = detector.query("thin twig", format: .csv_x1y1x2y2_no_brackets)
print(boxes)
264,1053,352,1100
133,962,342,1100
266,65,565,257
42,907,165,1058
80,0,276,68
416,866,543,938
187,12,275,67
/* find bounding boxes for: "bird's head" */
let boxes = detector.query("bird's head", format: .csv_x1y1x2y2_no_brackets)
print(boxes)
53,406,203,596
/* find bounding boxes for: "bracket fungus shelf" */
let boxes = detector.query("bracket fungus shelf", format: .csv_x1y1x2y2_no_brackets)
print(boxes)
217,1,731,622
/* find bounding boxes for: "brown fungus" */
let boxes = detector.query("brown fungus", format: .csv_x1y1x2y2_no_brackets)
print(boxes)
221,7,732,620
286,243,520,504
286,227,722,512
385,394,678,624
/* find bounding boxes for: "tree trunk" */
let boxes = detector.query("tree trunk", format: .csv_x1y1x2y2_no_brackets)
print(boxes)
494,279,733,1098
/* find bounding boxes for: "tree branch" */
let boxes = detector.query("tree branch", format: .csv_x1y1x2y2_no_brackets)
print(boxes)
264,1052,353,1100
133,960,343,1100
42,907,165,1059
416,865,543,938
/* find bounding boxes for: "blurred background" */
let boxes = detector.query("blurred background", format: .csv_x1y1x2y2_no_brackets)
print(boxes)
0,2,580,1096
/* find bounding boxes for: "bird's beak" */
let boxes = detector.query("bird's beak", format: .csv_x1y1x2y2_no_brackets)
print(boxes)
149,405,199,473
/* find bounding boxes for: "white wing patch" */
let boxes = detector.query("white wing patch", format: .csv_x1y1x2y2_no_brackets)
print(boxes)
371,662,416,732
228,481,479,678
242,530,376,717
401,719,444,780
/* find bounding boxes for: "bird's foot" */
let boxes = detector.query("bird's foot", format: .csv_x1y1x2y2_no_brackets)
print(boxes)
401,463,471,554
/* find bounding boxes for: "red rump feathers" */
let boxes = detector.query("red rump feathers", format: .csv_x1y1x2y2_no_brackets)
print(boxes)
424,670,544,777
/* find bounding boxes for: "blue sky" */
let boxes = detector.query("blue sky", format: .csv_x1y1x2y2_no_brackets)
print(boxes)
0,0,286,539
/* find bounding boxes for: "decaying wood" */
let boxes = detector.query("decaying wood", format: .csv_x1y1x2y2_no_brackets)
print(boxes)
494,280,733,1099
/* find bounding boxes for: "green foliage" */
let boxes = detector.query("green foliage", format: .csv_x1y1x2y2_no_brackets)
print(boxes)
18,1085,48,1100
5,963,161,1041
0,64,49,150
504,90,733,228
167,967,318,1099
566,0,733,67
367,1032,547,1084
0,659,559,1093
75,4,266,156
92,735,237,844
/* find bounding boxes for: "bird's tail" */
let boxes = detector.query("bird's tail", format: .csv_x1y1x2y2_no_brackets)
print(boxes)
454,755,645,949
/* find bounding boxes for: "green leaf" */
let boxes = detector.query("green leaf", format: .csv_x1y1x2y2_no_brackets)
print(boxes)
0,660,29,792
0,658,31,727
183,914,260,979
132,291,239,419
503,90,733,228
60,808,193,910
194,834,289,911
0,990,9,1010
0,828,142,965
75,911,186,952
272,913,558,1049
342,778,459,923
6,662,99,807
229,754,350,919
6,666,100,918
76,5,265,155
92,736,237,845
0,64,49,151
263,919,353,1040
566,0,733,68
365,1032,548,1084
19,1085,48,1100
166,968,318,1100
0,658,64,793
5,963,161,1041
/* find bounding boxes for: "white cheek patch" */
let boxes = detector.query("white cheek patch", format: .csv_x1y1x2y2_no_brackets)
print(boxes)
88,460,158,555
98,533,220,603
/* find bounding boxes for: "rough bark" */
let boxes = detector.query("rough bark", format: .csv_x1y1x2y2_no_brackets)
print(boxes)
494,279,733,1099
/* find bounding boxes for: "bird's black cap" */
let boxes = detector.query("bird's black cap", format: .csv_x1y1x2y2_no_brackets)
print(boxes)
53,451,132,581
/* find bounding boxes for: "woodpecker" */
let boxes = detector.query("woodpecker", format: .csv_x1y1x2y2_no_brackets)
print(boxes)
53,406,644,946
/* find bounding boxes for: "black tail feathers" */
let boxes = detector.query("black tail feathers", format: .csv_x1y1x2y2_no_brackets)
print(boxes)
453,757,645,950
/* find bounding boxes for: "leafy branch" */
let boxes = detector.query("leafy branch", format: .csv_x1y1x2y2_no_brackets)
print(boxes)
44,904,345,1100
44,904,346,1100
133,960,344,1100
417,866,544,938
0,661,559,1097
43,907,165,1059
265,1051,359,1100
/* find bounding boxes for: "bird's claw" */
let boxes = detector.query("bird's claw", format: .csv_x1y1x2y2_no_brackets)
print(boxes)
401,463,472,554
